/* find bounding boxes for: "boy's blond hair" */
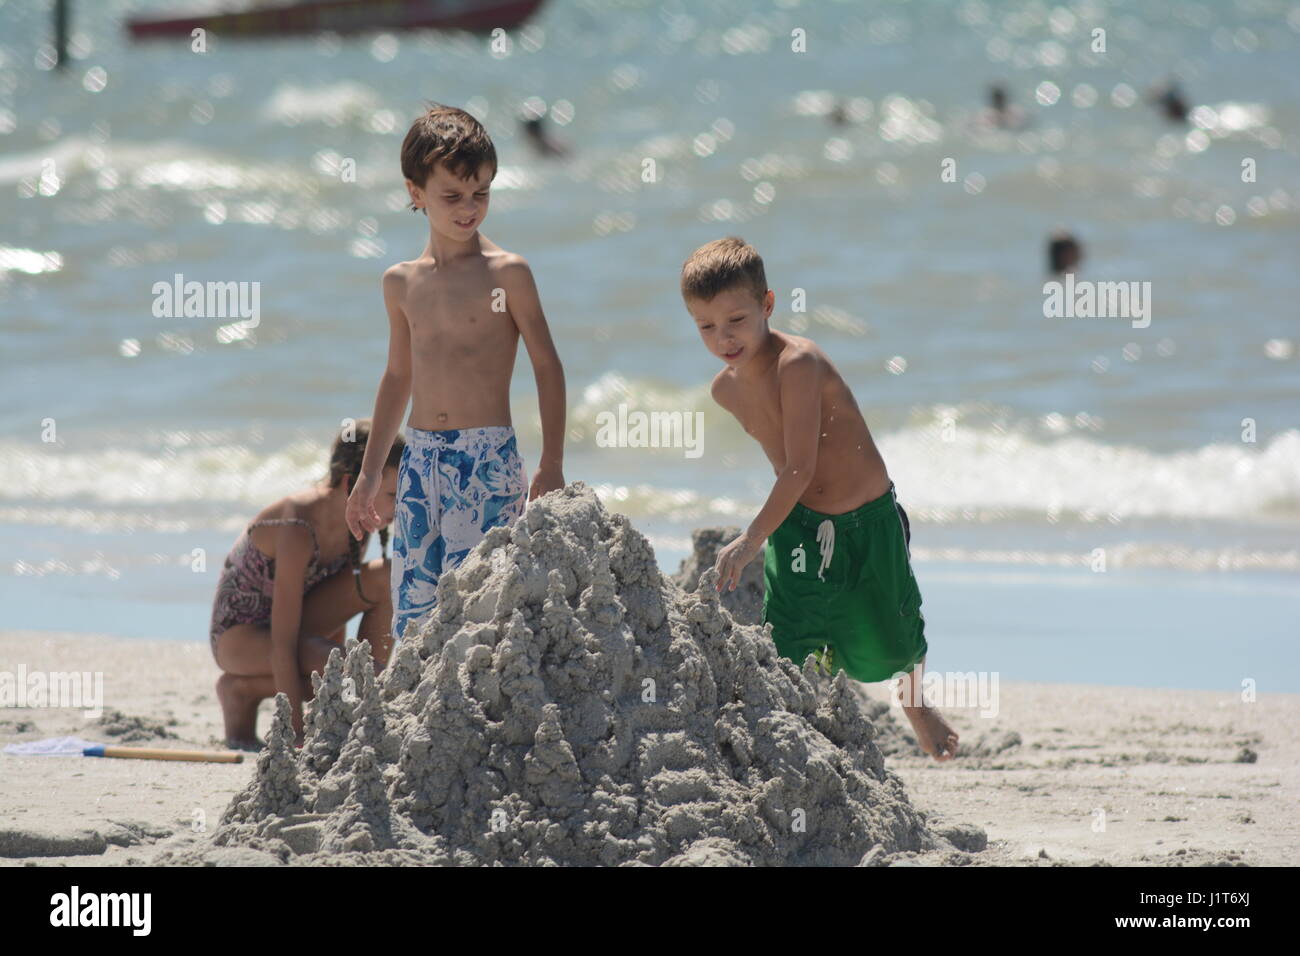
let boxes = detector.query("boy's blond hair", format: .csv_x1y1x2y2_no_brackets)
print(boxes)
680,236,768,304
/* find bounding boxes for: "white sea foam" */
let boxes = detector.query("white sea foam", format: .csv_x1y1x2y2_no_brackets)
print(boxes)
2,428,1295,522
0,136,93,185
878,427,1300,521
260,81,382,126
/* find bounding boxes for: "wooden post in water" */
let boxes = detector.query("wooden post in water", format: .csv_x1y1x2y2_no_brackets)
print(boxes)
53,0,69,70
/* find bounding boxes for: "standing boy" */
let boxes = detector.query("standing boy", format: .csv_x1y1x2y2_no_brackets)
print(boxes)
681,237,957,760
348,105,566,645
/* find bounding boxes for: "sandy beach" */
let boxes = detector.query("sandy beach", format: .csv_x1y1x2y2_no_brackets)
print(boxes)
3,627,1294,867
2,0,1297,887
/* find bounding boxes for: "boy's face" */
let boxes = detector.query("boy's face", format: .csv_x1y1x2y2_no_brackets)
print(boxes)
408,162,493,240
686,285,775,369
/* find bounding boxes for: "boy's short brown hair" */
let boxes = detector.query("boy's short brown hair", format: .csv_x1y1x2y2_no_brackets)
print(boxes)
680,236,768,305
400,104,497,212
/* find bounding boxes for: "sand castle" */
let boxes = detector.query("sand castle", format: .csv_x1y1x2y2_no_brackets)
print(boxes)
186,484,971,866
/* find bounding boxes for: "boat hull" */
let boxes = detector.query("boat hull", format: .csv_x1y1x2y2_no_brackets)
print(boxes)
127,0,544,39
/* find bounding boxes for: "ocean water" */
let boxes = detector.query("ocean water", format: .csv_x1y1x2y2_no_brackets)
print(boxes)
1,0,1297,691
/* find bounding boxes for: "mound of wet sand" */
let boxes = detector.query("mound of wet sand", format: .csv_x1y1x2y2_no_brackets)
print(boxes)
166,484,969,866
672,528,930,759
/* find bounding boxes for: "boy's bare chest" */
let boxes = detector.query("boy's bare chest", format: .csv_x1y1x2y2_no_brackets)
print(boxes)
403,270,514,349
730,378,843,469
732,387,787,452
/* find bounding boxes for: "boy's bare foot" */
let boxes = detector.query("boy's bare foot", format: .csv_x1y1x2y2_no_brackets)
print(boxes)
216,673,262,749
901,705,960,761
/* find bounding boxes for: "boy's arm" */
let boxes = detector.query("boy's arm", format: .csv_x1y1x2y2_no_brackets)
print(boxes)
714,353,822,591
500,256,566,499
347,267,413,539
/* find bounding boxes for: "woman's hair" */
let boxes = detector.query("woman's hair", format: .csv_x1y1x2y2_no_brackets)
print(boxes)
324,419,405,597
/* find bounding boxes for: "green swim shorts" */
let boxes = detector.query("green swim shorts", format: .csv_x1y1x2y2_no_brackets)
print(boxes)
761,481,927,683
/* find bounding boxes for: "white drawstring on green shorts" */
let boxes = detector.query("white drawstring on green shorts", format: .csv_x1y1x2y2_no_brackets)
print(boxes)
816,518,834,581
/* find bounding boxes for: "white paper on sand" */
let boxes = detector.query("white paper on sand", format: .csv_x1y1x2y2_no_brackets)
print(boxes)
2,736,101,756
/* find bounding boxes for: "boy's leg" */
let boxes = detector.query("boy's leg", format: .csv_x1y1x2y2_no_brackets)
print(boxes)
895,655,960,761
437,427,528,574
833,492,958,760
827,494,927,683
762,485,958,761
761,508,831,671
390,436,444,645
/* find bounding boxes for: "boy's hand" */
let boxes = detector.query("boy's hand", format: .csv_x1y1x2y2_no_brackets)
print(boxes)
528,464,564,501
345,473,382,540
714,532,762,592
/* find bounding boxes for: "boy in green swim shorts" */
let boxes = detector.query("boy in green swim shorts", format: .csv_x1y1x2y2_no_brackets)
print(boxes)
680,237,958,761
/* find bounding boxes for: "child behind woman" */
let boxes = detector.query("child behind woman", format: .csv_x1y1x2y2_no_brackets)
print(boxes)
210,420,404,749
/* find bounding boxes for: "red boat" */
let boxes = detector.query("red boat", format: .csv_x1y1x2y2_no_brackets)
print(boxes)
127,0,545,39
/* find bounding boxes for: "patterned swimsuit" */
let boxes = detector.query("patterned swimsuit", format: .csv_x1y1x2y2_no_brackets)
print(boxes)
390,425,527,644
209,518,350,658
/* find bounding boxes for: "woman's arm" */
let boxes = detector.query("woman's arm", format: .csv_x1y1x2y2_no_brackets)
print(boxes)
268,523,313,740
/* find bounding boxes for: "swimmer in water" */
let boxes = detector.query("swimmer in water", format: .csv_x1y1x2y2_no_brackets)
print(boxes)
972,83,1028,131
1047,229,1083,275
1149,80,1189,123
521,114,570,157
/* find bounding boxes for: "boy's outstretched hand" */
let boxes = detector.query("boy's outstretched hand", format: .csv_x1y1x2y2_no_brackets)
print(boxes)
714,532,763,592
345,473,382,541
528,465,565,501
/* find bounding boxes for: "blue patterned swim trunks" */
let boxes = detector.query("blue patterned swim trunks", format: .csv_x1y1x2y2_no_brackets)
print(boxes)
390,424,527,644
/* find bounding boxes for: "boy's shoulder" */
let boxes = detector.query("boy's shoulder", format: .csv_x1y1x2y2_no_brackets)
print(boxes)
774,333,824,372
712,333,825,402
480,241,532,278
382,258,415,287
709,365,741,409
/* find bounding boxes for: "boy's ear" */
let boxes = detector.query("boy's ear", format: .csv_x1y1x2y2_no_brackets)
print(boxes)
763,289,775,317
405,178,424,213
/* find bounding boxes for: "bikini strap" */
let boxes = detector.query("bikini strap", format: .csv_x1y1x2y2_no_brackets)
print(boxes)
249,517,315,535
247,518,322,553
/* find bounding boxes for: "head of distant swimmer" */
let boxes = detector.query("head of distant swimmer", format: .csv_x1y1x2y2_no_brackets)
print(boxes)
681,237,775,371
401,104,497,242
326,419,405,568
